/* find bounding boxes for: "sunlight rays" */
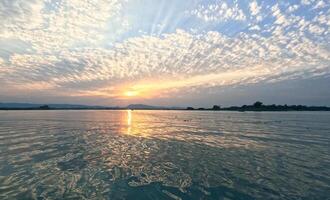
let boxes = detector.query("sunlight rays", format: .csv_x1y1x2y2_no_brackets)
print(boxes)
0,0,329,105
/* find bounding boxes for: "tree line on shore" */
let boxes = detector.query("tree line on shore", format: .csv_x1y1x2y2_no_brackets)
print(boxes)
187,101,330,111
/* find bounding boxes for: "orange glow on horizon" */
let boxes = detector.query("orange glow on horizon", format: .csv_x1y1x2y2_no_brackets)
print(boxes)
79,66,270,99
119,66,270,99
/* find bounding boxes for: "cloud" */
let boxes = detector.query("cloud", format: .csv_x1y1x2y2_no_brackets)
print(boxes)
0,0,329,104
287,5,299,13
272,4,290,27
308,24,326,35
0,0,127,53
190,1,246,22
249,25,261,31
314,1,326,9
301,0,313,5
0,0,44,29
2,26,329,100
250,0,261,16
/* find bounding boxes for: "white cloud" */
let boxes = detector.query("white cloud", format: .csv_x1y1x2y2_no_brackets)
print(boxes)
308,24,326,35
0,0,44,29
314,1,326,9
314,14,330,26
301,0,313,5
250,0,261,16
190,1,246,22
250,25,261,31
0,0,128,53
287,5,299,13
272,4,290,26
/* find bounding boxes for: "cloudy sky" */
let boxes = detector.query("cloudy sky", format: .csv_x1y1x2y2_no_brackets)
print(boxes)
0,0,329,107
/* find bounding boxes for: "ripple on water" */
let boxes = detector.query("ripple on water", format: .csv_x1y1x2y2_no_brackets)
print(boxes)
0,110,329,199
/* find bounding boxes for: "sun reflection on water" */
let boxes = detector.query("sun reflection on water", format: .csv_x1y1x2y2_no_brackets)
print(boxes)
121,110,264,149
127,109,132,135
124,110,153,138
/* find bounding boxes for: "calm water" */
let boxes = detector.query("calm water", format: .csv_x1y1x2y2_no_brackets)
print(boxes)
0,110,329,200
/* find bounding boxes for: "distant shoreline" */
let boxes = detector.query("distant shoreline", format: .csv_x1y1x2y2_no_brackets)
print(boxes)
1,108,330,112
1,101,330,111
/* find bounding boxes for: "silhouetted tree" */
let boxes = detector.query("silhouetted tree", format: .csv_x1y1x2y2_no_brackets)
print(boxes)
253,101,263,108
212,105,221,110
186,107,194,110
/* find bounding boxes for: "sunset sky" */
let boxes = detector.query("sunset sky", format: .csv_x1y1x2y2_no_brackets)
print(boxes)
0,0,330,107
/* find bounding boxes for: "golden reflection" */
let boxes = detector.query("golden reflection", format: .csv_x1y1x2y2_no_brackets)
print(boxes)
127,109,132,125
127,109,132,135
121,110,263,148
124,110,152,138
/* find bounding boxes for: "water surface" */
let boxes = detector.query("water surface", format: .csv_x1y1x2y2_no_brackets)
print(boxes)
0,110,329,199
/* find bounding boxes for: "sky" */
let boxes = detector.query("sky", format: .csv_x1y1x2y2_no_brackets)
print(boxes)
0,0,330,107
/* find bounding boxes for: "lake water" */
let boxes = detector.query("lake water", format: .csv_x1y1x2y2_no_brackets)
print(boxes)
0,110,329,199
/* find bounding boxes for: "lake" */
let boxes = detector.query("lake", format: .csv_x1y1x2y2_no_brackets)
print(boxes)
0,110,329,199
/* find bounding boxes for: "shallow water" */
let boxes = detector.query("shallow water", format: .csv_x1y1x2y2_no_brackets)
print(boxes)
0,110,329,199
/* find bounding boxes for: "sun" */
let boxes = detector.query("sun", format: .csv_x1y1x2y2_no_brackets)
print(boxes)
124,91,140,97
